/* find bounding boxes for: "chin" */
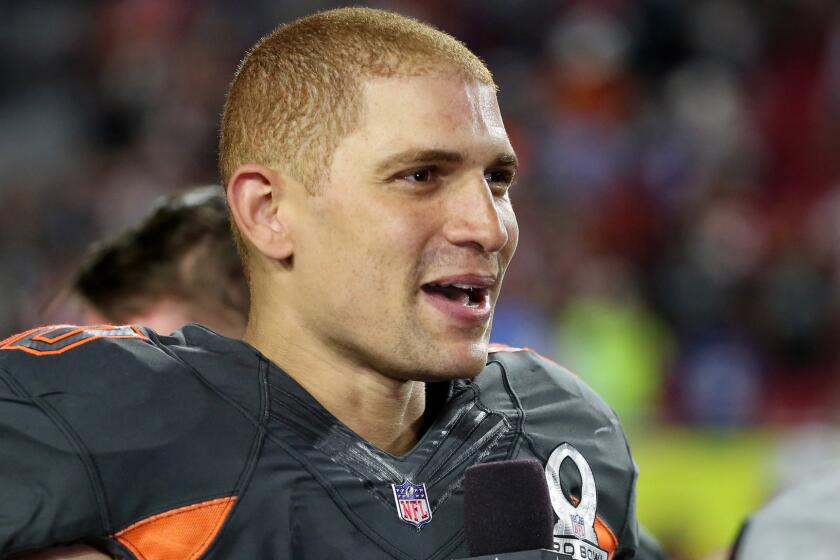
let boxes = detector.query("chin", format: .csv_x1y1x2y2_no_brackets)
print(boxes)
385,331,490,381
427,340,489,380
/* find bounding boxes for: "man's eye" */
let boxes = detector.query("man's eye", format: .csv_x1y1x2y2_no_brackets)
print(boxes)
403,168,434,182
485,169,514,190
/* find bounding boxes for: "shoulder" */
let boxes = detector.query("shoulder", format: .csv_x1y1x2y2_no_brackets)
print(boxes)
0,323,260,397
0,324,264,543
0,324,198,397
0,324,161,392
0,324,151,358
0,323,263,447
482,344,639,556
484,344,620,427
482,343,632,470
734,463,840,559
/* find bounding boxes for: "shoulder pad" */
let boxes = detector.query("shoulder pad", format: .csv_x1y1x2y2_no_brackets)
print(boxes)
0,324,162,395
484,344,629,462
0,323,261,536
486,345,588,397
484,344,638,555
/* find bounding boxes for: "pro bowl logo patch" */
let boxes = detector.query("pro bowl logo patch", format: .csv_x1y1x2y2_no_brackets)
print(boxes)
545,443,612,560
391,480,432,528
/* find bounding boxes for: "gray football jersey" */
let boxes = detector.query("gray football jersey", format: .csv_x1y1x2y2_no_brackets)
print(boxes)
0,324,639,559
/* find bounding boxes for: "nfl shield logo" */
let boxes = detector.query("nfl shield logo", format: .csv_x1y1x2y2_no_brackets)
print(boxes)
571,514,586,539
391,480,432,528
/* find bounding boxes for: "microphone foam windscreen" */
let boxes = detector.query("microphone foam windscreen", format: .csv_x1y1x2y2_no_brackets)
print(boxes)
463,459,555,556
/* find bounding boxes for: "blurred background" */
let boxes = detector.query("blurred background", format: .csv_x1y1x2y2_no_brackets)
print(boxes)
4,0,840,558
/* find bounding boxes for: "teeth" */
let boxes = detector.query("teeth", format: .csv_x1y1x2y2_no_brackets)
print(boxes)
425,282,487,308
432,282,477,290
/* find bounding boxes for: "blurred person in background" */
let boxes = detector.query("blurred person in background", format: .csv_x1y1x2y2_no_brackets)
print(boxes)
729,460,840,560
70,185,248,337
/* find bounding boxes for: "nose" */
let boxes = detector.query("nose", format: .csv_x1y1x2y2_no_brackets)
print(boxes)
442,176,510,254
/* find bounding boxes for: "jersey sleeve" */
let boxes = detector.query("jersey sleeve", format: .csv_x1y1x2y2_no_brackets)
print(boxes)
0,324,263,560
0,369,105,557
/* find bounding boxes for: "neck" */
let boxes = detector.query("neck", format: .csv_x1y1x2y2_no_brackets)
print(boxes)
245,318,427,456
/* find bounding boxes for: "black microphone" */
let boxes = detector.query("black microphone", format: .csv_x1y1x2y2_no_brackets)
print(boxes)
457,459,562,559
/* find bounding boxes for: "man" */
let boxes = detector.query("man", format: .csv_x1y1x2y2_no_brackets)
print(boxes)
0,8,640,559
71,185,248,337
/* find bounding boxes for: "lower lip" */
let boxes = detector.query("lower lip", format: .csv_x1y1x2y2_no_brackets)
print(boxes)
421,290,492,324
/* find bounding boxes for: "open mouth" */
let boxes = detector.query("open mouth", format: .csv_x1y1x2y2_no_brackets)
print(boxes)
421,282,490,309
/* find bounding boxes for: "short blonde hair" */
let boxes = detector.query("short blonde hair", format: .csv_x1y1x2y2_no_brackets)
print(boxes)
219,7,495,264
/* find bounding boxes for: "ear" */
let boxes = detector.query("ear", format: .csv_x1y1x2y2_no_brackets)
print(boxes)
226,164,294,261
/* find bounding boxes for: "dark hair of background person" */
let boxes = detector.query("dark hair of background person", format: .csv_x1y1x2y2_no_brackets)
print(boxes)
71,186,248,337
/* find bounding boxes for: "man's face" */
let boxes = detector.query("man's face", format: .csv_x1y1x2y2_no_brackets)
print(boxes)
286,75,519,381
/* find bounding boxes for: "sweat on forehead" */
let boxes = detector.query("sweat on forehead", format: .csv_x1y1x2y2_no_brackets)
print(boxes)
218,7,496,193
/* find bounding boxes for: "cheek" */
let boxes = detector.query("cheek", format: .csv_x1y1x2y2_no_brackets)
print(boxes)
313,194,439,297
365,220,428,294
318,208,416,293
369,202,436,258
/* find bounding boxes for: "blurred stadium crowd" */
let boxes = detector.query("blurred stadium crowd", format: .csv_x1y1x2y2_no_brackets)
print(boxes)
5,0,840,427
3,1,840,556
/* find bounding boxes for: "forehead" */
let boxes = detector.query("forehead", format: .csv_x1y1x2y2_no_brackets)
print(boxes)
350,75,511,159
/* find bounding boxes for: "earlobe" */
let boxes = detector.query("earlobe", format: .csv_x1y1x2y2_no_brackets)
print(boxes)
226,164,294,261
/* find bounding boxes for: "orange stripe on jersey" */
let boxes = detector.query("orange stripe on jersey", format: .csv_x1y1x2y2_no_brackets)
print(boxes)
0,324,147,356
0,326,44,348
33,326,98,343
487,343,530,353
567,494,618,558
595,515,618,559
115,496,237,560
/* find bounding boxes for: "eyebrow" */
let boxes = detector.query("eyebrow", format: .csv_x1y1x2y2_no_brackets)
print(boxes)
374,149,519,175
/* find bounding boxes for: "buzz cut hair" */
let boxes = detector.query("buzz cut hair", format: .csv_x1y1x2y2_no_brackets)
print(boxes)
218,7,495,262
